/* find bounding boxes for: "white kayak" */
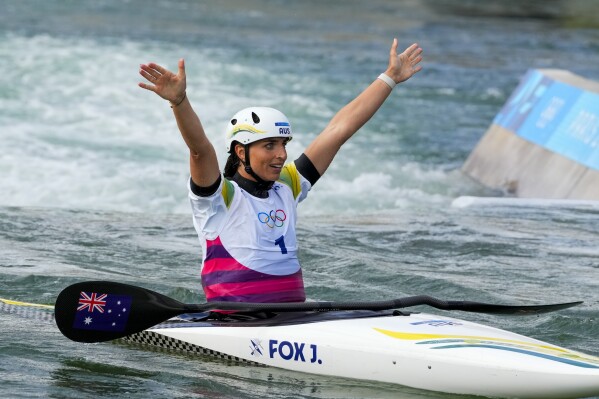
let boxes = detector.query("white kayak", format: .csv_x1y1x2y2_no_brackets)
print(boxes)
7,282,599,399
122,310,599,399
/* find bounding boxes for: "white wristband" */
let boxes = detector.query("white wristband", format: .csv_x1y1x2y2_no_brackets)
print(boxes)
377,73,396,89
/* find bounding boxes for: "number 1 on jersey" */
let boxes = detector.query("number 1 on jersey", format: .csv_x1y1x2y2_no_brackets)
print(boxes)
275,235,288,254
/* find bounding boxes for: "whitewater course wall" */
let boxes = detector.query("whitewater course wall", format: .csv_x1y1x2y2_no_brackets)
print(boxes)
462,69,599,200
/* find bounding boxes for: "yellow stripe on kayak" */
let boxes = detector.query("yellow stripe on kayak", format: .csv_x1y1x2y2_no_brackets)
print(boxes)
374,328,565,353
0,297,54,310
374,328,599,365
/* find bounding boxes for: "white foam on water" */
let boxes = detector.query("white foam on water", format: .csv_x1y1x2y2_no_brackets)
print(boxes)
1,34,241,213
301,159,483,216
1,33,474,216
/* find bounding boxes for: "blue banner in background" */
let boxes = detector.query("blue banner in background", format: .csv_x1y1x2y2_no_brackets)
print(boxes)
494,70,549,132
516,81,582,146
494,69,599,171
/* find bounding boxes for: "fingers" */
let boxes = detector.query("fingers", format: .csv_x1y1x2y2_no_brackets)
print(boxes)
403,43,420,57
139,63,162,85
390,38,398,56
410,48,423,63
409,52,423,68
140,61,177,81
139,60,185,85
147,62,168,75
402,43,423,73
138,82,156,92
401,43,423,67
137,60,186,102
177,58,186,78
139,67,156,83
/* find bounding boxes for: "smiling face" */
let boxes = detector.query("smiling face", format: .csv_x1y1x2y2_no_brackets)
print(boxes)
235,137,289,182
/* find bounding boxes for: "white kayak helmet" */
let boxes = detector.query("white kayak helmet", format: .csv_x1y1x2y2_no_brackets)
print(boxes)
225,107,293,152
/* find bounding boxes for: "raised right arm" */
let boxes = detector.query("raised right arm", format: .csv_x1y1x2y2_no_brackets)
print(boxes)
139,59,220,187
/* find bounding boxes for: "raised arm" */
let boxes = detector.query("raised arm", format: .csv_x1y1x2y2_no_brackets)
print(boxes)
138,59,220,187
303,39,423,175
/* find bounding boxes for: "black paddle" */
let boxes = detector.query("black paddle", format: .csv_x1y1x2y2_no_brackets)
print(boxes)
55,280,582,343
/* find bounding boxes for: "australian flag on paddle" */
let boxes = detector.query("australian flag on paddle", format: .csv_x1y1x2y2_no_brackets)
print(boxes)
73,291,132,332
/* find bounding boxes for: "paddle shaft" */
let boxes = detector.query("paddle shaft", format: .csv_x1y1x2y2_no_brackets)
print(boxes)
185,296,580,314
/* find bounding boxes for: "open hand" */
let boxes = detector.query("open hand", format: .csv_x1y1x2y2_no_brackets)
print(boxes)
139,59,186,105
385,39,423,84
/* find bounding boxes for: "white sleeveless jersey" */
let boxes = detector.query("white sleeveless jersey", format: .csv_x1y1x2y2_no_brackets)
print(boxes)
188,163,312,302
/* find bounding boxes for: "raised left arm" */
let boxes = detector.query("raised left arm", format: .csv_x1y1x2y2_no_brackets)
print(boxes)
304,39,422,175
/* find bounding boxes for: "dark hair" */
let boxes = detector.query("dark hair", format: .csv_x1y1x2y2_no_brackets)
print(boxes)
224,144,241,178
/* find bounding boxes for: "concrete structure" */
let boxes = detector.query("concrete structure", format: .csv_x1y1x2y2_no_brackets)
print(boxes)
462,69,599,200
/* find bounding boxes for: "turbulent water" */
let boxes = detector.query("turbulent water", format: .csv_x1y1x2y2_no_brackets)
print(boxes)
1,1,598,398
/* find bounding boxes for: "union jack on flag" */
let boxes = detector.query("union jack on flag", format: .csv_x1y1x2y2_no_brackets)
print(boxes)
77,292,107,313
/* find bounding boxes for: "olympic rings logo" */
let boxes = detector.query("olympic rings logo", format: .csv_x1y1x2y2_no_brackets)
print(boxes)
258,209,287,228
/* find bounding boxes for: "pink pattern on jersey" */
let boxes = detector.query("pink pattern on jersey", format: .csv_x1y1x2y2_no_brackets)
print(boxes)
202,237,306,303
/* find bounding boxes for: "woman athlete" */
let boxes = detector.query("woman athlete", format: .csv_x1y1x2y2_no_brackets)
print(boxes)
139,39,422,304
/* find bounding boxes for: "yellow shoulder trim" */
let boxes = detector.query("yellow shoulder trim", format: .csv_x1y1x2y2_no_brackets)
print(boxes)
221,178,235,208
278,163,302,199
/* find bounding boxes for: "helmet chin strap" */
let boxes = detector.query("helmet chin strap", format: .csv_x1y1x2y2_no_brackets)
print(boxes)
241,144,274,190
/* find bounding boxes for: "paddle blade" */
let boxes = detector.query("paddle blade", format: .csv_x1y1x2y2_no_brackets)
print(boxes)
446,300,584,315
55,281,187,343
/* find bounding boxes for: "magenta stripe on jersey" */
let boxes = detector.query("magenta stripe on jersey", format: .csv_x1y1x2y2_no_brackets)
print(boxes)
203,256,249,273
205,244,231,261
208,291,306,303
203,268,302,286
202,237,306,303
204,237,248,273
205,236,229,259
205,272,304,296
